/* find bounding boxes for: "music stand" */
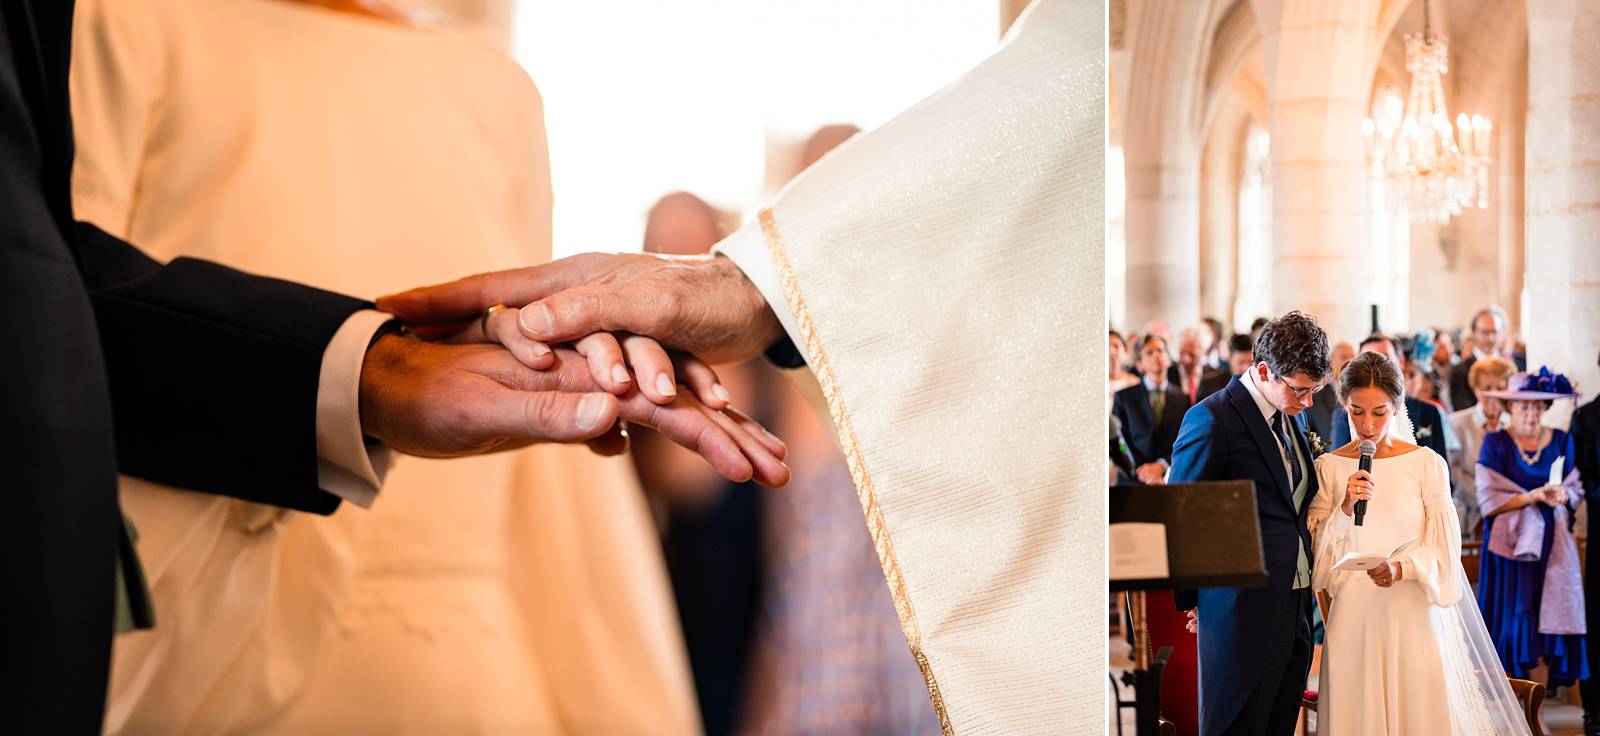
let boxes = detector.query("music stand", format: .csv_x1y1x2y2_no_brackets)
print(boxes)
1109,480,1268,736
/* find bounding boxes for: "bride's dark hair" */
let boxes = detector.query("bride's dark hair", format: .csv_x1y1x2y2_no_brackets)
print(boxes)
1339,350,1403,404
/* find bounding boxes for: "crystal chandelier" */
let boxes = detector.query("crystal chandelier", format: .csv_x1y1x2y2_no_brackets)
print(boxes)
1362,0,1491,223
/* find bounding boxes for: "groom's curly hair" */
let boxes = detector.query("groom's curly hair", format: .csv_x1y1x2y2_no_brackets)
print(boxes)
1254,311,1331,381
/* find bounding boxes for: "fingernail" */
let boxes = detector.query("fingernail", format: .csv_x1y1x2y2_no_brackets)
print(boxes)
611,364,632,384
656,373,677,397
577,394,607,431
712,383,732,404
531,341,550,358
520,303,555,337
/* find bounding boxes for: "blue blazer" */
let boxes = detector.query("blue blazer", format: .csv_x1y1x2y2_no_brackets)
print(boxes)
1167,376,1318,735
1112,381,1189,468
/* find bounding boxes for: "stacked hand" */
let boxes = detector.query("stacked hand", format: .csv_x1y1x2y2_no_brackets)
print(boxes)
360,252,792,487
1538,485,1568,507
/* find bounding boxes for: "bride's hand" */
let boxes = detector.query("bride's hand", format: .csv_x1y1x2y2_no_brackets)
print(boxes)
1368,561,1402,587
441,304,734,411
1341,470,1374,517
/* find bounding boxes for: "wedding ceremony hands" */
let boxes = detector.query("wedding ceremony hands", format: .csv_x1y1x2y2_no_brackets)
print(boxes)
357,330,789,487
377,252,785,365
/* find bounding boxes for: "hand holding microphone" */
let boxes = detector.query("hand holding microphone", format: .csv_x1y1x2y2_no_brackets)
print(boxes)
1342,440,1378,522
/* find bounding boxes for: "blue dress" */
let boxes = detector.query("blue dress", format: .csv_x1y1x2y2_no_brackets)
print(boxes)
1476,429,1589,684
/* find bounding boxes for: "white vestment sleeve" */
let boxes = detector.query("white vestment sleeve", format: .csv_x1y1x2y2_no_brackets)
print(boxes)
315,309,395,508
704,0,1101,731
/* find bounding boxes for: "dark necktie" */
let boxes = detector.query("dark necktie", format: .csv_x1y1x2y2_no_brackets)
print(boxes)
1272,411,1302,491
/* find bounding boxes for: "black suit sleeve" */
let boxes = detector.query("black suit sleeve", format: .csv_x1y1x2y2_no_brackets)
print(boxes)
78,222,370,514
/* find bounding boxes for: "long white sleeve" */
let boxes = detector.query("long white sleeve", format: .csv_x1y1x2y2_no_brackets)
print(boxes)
1396,454,1464,607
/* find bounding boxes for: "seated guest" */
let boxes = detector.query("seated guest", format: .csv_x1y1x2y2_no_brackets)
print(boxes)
1170,326,1226,405
1451,307,1524,411
1199,333,1252,399
1306,341,1356,443
1447,356,1515,540
1113,335,1189,485
1331,334,1452,471
1475,368,1587,694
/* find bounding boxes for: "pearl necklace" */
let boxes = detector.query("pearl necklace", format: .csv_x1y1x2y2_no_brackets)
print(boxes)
1514,430,1546,465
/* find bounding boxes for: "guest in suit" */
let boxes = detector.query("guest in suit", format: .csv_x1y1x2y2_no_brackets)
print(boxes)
1199,333,1253,400
1332,334,1452,474
1111,329,1141,391
1451,307,1525,411
1305,341,1355,444
1170,311,1331,736
1446,356,1516,541
1171,326,1226,405
1574,351,1600,736
1114,334,1189,485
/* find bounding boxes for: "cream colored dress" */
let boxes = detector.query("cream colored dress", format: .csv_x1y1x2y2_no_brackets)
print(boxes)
70,0,698,733
1308,449,1526,735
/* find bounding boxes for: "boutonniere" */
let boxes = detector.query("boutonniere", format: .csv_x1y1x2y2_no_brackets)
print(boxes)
1308,432,1329,457
1416,426,1434,442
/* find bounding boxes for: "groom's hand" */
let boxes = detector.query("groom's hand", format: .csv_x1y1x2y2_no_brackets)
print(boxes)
358,333,789,486
376,253,784,365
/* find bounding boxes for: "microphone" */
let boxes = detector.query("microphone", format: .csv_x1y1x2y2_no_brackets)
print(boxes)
1355,440,1376,526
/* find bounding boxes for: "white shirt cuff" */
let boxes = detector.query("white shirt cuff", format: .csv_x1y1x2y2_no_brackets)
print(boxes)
316,309,395,508
713,219,802,352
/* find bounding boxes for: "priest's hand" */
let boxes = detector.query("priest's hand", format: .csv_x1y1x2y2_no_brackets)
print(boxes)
376,252,785,365
358,332,789,487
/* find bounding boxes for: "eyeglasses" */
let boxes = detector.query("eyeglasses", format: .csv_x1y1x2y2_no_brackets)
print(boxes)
1274,375,1323,398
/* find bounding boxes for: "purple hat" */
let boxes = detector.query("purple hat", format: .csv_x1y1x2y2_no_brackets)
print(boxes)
1480,366,1581,401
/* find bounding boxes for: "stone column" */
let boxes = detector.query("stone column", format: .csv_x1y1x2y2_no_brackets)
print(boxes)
1200,100,1250,329
1525,0,1600,397
1253,0,1382,342
1121,0,1209,331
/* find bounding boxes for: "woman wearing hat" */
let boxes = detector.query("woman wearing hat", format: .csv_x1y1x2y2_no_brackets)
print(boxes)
1475,367,1589,692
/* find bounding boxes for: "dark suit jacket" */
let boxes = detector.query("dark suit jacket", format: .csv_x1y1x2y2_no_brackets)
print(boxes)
3,3,366,728
1451,352,1528,411
1330,396,1450,479
1450,355,1479,411
1576,397,1600,559
1167,376,1318,736
1113,381,1189,468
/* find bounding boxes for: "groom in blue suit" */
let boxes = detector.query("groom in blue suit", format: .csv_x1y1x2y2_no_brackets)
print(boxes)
1170,311,1331,736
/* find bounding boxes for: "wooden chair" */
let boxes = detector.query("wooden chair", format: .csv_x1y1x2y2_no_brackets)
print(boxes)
1506,678,1546,736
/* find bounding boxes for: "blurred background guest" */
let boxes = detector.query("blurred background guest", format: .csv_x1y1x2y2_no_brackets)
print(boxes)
1306,341,1357,443
1201,316,1229,372
1452,307,1524,411
1475,369,1587,701
1446,356,1515,541
1172,326,1225,405
1113,335,1189,485
1199,332,1253,399
1110,329,1140,392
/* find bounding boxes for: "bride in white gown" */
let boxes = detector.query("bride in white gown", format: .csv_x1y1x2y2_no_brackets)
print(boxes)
1308,351,1529,735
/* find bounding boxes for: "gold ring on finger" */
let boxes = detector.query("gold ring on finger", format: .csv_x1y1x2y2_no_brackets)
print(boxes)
481,304,509,341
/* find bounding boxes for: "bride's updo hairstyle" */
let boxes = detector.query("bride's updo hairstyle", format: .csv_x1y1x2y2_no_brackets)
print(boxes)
1339,350,1404,405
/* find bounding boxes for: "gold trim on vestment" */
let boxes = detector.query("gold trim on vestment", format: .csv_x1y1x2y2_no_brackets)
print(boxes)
757,209,953,735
